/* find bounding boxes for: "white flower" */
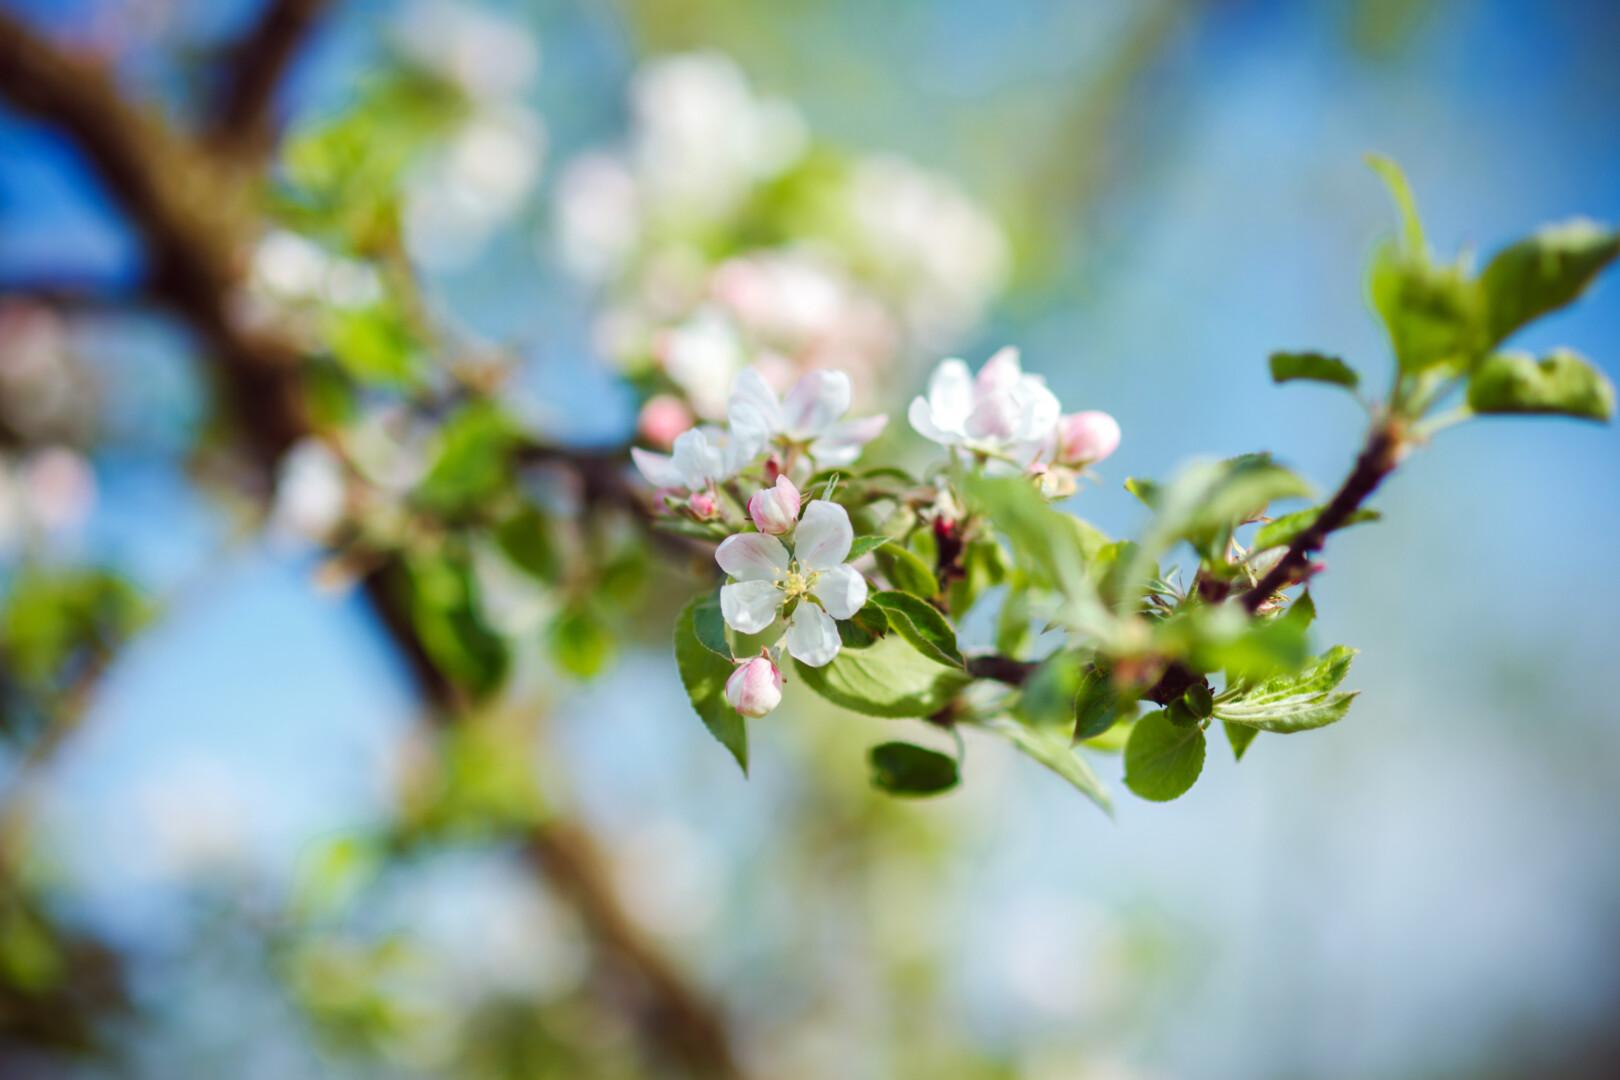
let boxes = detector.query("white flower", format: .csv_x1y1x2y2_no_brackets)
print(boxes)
747,476,800,535
907,346,1060,465
725,655,783,718
715,500,868,667
1053,410,1121,466
658,308,746,419
631,425,758,494
727,368,887,467
272,438,347,543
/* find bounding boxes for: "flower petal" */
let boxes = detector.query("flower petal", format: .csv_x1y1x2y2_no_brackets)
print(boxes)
727,368,783,445
720,580,782,634
781,369,850,438
784,602,839,667
793,499,853,571
716,532,791,581
630,447,684,489
924,359,974,432
809,413,888,467
811,563,867,620
907,396,959,446
671,428,724,489
975,346,1023,396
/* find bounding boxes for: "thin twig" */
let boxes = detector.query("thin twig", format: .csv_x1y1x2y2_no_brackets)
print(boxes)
206,0,333,157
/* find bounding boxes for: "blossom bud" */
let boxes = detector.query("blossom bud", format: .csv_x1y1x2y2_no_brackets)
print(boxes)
1055,410,1121,466
747,476,801,535
637,394,694,449
725,655,783,718
689,491,720,520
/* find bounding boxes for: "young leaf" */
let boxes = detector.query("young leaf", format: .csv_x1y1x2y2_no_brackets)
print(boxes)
981,716,1112,814
1479,219,1620,346
1466,349,1615,422
793,633,970,718
1223,721,1260,762
1073,667,1122,741
1123,710,1206,802
868,742,960,797
1366,153,1426,254
847,535,892,560
1214,645,1359,732
549,605,614,679
874,543,939,599
1368,243,1486,375
674,595,748,772
960,474,1109,633
1269,351,1360,391
870,591,965,669
1252,506,1381,552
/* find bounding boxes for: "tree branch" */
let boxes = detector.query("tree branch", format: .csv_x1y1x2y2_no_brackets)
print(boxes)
0,13,746,1074
206,0,333,157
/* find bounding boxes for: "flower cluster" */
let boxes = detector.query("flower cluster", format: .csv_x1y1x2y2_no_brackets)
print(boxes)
634,351,1119,721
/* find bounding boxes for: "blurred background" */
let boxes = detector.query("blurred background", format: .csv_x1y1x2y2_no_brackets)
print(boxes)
2,0,1619,1077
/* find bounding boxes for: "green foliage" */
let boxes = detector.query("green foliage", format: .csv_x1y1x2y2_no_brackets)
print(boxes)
1214,646,1358,732
1123,710,1206,802
869,591,964,669
403,553,508,699
1478,220,1620,346
847,534,892,560
1269,351,1360,391
873,542,939,599
868,742,960,796
328,303,420,387
794,633,970,718
1466,349,1615,422
1,568,145,703
414,403,520,517
983,716,1112,813
548,604,614,679
675,595,748,772
1252,507,1381,552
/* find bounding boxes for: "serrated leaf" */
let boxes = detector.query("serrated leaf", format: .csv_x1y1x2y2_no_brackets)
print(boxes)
847,535,891,560
873,543,939,599
692,591,732,658
1479,219,1620,346
674,595,747,772
870,591,964,669
794,633,970,718
868,742,959,797
1214,645,1359,733
1252,507,1381,552
982,716,1112,814
1467,348,1614,422
1269,351,1360,391
1123,709,1206,802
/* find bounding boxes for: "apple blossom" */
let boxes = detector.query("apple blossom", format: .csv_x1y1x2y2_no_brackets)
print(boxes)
747,476,801,535
637,394,694,449
724,654,783,718
715,499,868,667
1054,410,1121,466
727,368,887,467
688,491,720,520
907,347,1060,467
631,425,759,495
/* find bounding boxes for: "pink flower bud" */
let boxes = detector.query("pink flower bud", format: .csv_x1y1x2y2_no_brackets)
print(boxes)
637,394,694,450
689,491,720,520
747,476,801,535
1055,411,1121,466
725,655,783,718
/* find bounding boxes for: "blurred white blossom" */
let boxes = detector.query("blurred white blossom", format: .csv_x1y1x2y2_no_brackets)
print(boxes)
394,0,539,104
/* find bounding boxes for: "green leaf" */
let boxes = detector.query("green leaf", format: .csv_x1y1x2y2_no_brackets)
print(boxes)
838,600,889,649
1252,507,1381,552
1013,651,1082,731
405,554,508,699
328,304,419,387
1366,153,1426,254
1479,219,1620,346
794,633,970,718
1073,667,1123,741
847,535,892,560
691,591,732,659
1466,348,1615,422
982,716,1112,814
960,475,1108,633
868,742,960,797
1223,721,1260,762
873,543,939,599
1123,710,1206,802
674,595,748,772
1269,351,1360,391
1369,242,1486,374
548,605,614,679
1123,476,1160,508
1214,645,1359,732
870,591,964,669
415,403,519,515
495,507,562,585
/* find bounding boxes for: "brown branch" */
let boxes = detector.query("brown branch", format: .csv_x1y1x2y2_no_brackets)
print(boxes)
206,0,333,157
0,13,746,1075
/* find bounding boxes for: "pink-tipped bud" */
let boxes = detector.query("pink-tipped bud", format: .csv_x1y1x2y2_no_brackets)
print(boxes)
637,394,695,450
689,491,720,520
747,476,801,535
725,655,783,718
1055,410,1121,466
